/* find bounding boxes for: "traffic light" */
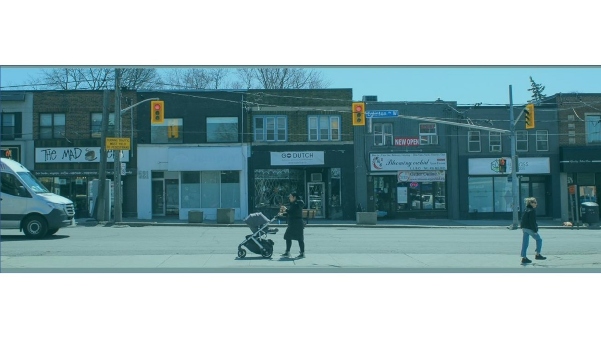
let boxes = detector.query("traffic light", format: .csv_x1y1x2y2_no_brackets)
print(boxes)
499,158,507,173
151,100,164,124
525,103,535,129
352,102,365,126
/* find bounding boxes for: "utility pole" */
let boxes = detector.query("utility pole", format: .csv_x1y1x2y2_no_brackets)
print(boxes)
508,85,520,229
114,69,122,222
94,90,110,221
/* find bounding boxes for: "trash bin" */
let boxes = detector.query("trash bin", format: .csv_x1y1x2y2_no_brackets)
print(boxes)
581,202,599,224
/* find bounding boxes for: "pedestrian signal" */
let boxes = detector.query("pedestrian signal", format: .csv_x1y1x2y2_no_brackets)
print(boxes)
499,158,507,173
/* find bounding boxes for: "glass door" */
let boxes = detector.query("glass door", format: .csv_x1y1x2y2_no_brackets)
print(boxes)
307,182,325,218
152,179,164,216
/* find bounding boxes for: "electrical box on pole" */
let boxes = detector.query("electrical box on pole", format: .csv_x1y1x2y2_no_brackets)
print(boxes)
352,102,365,126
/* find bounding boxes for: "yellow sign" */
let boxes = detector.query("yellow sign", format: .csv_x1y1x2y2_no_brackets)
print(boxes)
106,137,131,150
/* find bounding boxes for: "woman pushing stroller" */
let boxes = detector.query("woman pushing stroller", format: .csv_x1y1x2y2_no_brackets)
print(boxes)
279,192,306,259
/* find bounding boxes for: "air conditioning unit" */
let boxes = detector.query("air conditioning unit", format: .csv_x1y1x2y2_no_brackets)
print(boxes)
311,173,322,182
491,145,501,152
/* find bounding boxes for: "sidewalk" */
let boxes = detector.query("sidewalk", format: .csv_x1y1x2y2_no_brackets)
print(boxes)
74,216,598,230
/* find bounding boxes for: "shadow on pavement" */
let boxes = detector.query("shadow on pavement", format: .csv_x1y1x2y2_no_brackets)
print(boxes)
1,235,70,242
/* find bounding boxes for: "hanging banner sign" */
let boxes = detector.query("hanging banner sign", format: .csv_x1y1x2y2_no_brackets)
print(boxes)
397,170,446,182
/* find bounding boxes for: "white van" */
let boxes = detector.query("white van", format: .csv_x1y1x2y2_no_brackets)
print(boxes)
1,158,75,238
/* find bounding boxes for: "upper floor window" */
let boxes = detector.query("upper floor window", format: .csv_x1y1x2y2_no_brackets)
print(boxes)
254,116,286,142
207,117,238,143
516,130,528,151
536,130,549,151
308,115,340,141
419,123,438,145
489,132,502,152
373,123,393,146
90,112,115,138
40,113,65,139
585,114,601,144
151,118,183,143
1,113,21,140
468,131,481,152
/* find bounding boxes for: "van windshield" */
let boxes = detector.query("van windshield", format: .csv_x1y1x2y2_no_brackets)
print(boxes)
17,172,50,193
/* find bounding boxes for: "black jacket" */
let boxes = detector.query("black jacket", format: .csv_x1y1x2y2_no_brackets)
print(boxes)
283,199,305,241
520,205,538,233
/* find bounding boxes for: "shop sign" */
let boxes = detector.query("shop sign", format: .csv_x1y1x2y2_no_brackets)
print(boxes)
35,147,129,163
394,137,420,147
468,157,549,175
271,151,324,166
370,153,447,171
397,170,445,182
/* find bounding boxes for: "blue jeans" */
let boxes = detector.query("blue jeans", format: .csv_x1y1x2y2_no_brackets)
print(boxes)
521,228,542,258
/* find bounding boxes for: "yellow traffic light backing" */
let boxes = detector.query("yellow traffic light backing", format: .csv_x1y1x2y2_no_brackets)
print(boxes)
151,100,165,124
352,102,365,126
525,103,535,129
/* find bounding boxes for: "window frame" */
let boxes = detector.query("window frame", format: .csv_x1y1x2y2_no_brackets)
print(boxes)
90,112,115,138
467,130,481,152
373,122,393,146
489,131,502,152
40,113,66,139
515,130,528,152
1,112,21,140
535,130,549,151
206,116,239,143
419,123,438,145
308,115,341,141
585,114,601,144
254,115,287,142
150,118,183,144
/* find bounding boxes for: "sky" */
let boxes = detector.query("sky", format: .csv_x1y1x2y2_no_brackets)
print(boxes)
2,66,600,106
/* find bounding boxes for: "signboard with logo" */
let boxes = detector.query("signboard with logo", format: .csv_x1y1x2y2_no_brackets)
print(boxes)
35,147,130,163
468,157,550,175
370,153,447,171
397,170,445,182
271,151,325,166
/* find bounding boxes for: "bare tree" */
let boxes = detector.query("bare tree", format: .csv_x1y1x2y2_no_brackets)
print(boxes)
34,67,163,90
253,68,329,89
232,68,257,89
164,68,211,89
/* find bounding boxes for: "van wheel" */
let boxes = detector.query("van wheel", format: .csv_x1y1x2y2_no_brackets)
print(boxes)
23,215,48,239
46,229,59,236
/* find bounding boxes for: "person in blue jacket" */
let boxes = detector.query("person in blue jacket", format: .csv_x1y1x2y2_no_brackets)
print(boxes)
520,197,547,264
279,192,306,259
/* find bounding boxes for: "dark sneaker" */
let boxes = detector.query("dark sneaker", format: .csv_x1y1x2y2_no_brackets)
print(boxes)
295,253,305,259
521,257,532,264
280,252,290,257
535,254,547,260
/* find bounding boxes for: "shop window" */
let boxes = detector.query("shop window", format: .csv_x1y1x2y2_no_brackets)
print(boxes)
419,123,438,145
468,177,493,213
40,113,66,139
489,132,502,152
585,114,601,144
201,171,220,208
308,115,340,141
516,130,528,152
220,171,240,208
373,123,393,146
207,117,238,143
405,182,446,210
180,171,241,209
468,131,481,152
1,112,21,140
254,169,304,209
535,130,548,151
181,172,201,208
151,118,183,143
254,116,286,142
91,112,115,138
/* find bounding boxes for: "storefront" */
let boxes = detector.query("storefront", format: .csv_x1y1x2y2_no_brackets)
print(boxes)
560,146,601,221
249,146,355,220
368,153,448,218
136,145,249,220
465,157,551,218
32,146,132,218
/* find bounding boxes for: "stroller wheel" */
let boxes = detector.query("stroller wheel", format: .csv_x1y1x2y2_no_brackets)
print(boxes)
261,248,273,258
237,249,247,258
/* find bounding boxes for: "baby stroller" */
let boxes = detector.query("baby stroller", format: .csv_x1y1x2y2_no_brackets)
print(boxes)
237,212,280,259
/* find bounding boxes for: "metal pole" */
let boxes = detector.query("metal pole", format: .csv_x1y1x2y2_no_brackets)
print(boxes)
509,85,519,229
114,69,122,222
